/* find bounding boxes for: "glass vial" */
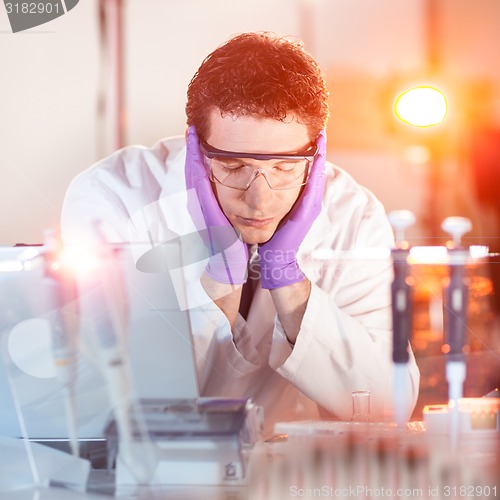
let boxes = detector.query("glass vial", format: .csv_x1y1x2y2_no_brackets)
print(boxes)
351,390,371,422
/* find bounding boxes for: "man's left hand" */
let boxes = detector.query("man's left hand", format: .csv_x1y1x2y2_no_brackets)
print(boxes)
258,130,327,289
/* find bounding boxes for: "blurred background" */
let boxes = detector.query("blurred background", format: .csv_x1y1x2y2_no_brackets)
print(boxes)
1,0,499,417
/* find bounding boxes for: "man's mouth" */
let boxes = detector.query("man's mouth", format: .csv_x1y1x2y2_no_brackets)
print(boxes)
237,216,274,228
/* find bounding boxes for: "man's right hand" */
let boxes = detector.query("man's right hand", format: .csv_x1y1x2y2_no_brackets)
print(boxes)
185,126,248,285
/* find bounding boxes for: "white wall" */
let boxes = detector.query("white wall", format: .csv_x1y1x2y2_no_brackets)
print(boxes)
0,0,305,244
1,0,498,244
0,1,99,244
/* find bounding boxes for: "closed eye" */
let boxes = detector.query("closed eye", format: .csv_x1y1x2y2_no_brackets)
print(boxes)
273,160,306,172
213,158,247,170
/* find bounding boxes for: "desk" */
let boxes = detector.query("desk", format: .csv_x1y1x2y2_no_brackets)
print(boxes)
2,425,498,499
5,471,248,500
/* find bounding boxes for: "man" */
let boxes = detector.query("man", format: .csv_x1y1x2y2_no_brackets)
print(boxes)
62,32,419,435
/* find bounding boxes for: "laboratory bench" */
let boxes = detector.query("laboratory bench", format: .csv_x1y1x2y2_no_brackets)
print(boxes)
2,416,498,500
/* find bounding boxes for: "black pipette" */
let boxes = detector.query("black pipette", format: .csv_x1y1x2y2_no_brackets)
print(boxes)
441,216,472,449
387,210,415,426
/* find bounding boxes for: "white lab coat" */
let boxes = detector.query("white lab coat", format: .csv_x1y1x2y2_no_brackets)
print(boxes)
62,136,420,436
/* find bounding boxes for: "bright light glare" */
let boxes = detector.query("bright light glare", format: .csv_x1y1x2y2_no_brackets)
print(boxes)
408,246,449,264
59,245,100,276
469,245,489,259
394,86,447,127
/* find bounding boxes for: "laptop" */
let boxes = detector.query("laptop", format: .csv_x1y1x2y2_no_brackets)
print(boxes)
0,241,200,441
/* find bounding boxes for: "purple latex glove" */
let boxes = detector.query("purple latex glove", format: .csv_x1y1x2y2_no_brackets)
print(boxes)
259,130,327,289
185,126,248,285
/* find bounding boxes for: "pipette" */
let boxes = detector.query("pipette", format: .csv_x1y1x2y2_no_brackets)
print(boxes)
83,223,154,483
441,216,471,450
387,210,415,427
43,229,80,457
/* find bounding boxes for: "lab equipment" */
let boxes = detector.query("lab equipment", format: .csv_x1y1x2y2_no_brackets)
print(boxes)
424,397,500,437
0,435,90,494
105,398,263,486
406,244,494,418
264,420,498,499
80,227,153,483
42,229,80,457
351,391,371,422
388,210,416,426
441,216,472,450
0,240,200,438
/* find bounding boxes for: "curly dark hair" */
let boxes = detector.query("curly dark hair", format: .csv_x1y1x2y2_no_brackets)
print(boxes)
186,32,329,141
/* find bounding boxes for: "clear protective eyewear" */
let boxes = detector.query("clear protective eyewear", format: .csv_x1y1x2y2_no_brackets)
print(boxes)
199,140,318,191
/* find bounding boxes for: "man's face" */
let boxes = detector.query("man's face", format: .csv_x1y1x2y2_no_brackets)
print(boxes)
205,110,312,244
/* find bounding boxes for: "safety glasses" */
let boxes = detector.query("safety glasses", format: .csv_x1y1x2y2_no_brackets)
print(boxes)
199,140,318,162
199,140,317,191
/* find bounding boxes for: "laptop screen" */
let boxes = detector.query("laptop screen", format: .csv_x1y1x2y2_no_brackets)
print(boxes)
0,241,199,440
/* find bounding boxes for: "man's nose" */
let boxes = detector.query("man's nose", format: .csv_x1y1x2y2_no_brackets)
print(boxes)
245,168,273,190
244,171,273,208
